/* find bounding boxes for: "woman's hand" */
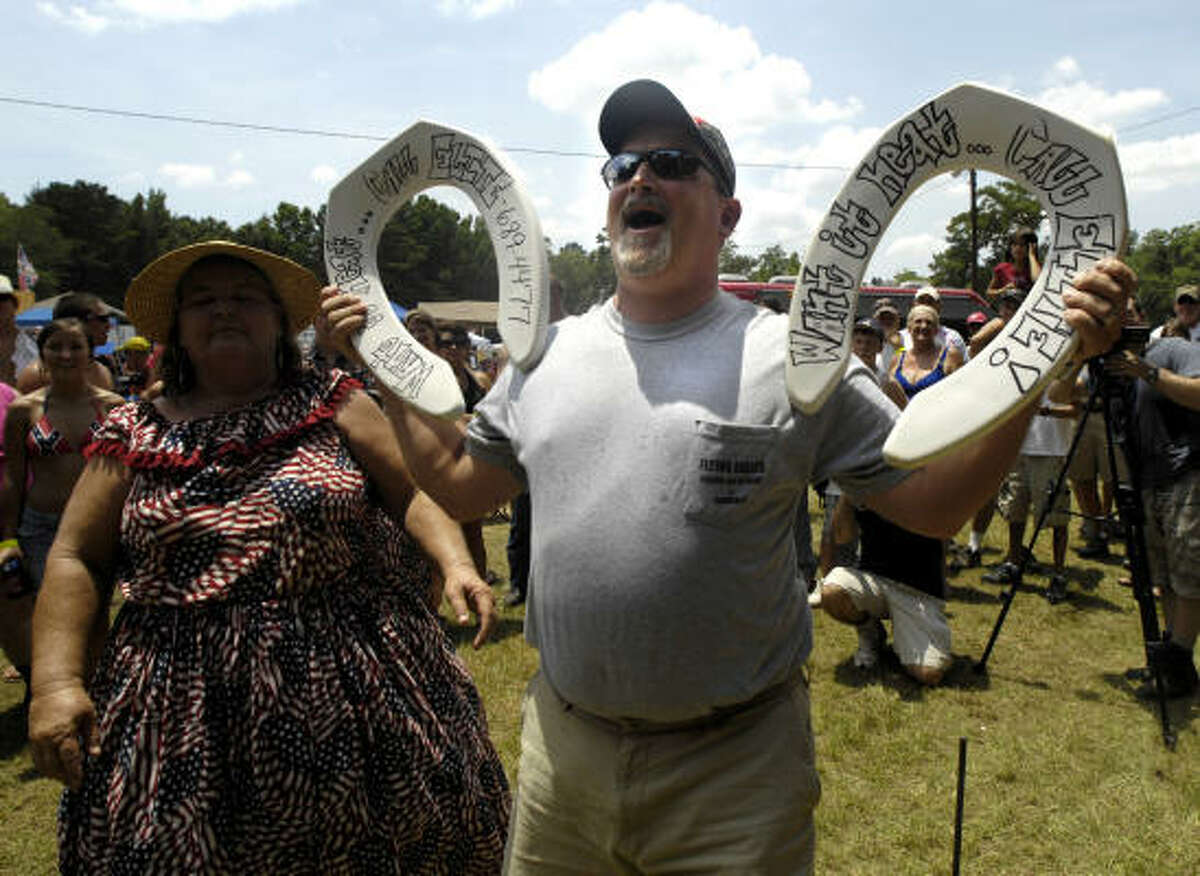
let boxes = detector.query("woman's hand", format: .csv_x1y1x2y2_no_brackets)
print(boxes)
28,681,100,790
318,287,369,367
441,562,497,650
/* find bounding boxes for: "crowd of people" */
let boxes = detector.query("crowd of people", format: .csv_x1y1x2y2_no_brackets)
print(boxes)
0,76,1190,873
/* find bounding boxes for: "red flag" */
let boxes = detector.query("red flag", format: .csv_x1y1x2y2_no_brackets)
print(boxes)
16,244,38,291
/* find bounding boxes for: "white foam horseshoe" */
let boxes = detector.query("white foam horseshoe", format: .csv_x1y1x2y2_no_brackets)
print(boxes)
324,121,549,418
785,82,1127,467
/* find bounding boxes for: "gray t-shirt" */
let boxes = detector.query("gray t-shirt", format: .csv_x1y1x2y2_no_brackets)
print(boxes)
468,291,908,720
1138,337,1200,485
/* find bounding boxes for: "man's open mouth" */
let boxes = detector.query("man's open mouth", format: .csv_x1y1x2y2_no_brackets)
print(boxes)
623,201,667,230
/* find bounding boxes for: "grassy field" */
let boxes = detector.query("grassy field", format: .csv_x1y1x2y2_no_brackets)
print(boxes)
1,507,1196,874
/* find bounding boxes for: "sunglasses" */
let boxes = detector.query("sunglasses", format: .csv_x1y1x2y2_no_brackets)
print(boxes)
1179,296,1198,305
601,149,711,189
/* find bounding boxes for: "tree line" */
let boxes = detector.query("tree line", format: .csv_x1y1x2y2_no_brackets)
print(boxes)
0,182,499,312
1,179,1196,325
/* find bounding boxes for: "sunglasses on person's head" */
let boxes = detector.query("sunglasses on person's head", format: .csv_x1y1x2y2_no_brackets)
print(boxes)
601,149,711,190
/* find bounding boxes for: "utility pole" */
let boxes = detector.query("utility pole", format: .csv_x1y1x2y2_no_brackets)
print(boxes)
969,169,978,292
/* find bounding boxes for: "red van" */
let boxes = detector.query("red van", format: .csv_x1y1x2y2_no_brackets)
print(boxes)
718,281,993,339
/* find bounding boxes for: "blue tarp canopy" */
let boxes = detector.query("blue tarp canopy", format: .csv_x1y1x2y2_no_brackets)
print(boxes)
15,306,53,326
15,294,125,327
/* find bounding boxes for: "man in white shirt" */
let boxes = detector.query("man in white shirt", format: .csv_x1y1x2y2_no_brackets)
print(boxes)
989,379,1079,603
321,78,1136,874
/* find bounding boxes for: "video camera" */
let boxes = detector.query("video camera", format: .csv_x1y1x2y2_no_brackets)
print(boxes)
1113,324,1150,356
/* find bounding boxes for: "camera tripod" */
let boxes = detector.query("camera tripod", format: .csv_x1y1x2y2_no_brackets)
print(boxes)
974,354,1177,750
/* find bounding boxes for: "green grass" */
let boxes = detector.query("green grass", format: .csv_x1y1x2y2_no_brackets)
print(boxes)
2,509,1196,875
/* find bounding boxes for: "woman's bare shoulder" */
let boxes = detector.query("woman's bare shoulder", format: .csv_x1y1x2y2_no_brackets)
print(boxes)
12,386,47,408
15,363,45,394
4,390,41,425
91,388,126,410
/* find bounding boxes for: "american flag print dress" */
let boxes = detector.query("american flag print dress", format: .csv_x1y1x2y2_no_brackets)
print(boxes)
59,370,509,874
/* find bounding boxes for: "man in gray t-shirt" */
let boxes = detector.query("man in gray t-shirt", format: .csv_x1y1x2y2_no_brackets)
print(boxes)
323,79,1135,874
1110,336,1200,698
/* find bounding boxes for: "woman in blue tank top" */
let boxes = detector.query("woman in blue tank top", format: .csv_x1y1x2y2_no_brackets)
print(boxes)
888,303,963,403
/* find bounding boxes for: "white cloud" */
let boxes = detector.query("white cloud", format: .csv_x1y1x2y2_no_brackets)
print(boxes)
310,165,338,185
719,123,888,261
528,12,1197,285
1026,57,1199,195
527,1,866,261
224,169,255,188
534,14,873,269
1037,82,1168,133
1028,57,1168,133
884,233,942,263
157,163,253,189
436,0,517,19
37,2,109,33
527,1,861,138
1043,55,1081,86
160,163,216,187
229,150,245,165
1119,132,1200,193
38,0,307,31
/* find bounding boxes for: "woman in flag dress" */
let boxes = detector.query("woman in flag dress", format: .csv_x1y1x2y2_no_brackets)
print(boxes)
27,242,509,874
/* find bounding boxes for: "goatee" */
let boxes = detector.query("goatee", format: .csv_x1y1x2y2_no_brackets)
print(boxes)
613,227,671,277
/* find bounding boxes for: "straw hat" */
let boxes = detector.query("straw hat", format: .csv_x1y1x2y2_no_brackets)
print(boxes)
125,241,321,342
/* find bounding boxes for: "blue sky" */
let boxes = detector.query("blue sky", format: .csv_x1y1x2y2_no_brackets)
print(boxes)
4,0,1198,282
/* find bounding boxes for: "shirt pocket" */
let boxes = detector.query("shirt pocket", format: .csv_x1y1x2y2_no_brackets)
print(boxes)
682,420,783,527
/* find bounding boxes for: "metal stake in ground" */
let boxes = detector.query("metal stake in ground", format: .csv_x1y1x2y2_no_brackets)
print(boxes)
953,736,967,876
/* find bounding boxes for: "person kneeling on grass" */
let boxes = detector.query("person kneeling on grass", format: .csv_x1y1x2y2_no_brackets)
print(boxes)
821,499,952,686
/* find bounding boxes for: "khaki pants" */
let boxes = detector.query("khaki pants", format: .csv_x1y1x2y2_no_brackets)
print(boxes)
824,565,953,671
503,672,820,875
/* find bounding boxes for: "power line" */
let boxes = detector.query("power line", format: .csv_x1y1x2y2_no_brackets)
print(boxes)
1,96,391,142
3,92,1195,178
0,95,853,172
1117,105,1200,135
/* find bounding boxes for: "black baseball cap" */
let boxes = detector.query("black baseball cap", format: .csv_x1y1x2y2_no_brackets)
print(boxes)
853,318,884,340
599,79,736,197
